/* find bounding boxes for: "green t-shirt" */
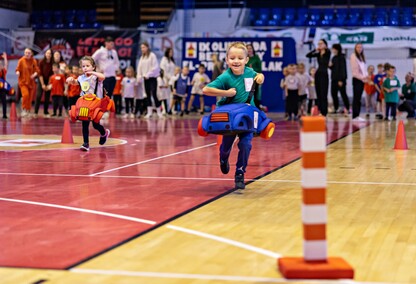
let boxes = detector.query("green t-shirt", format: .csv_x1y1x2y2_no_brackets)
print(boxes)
247,55,262,73
207,67,257,106
383,76,401,103
401,83,416,103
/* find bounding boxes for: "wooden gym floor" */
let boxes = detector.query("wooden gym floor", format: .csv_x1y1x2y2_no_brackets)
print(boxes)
0,113,415,283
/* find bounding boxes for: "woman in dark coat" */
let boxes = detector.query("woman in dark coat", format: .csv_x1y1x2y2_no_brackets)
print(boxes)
306,39,331,116
329,43,349,115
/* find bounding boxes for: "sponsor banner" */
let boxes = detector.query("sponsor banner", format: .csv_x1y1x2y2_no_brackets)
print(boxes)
34,30,140,70
314,27,416,49
182,37,297,112
140,27,306,67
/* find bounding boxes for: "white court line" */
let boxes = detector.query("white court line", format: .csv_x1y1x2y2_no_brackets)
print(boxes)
167,225,281,259
69,268,394,284
89,142,217,176
0,197,281,260
0,197,156,225
1,172,416,187
70,268,287,282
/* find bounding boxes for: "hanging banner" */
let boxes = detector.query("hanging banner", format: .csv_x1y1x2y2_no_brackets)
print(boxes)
34,30,140,70
11,30,36,56
314,27,416,49
182,37,296,112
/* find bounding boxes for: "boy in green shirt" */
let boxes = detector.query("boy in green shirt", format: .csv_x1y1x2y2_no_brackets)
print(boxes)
382,65,400,121
203,42,265,189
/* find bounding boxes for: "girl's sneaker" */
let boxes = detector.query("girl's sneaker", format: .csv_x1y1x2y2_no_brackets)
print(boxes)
99,129,110,145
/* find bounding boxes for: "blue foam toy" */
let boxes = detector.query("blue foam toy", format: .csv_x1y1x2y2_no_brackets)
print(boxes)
198,82,275,139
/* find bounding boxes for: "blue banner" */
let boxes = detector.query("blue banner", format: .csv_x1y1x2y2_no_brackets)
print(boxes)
182,37,297,112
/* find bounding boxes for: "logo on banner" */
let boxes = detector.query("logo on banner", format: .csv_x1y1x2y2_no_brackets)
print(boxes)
271,41,283,58
185,42,197,58
339,32,374,44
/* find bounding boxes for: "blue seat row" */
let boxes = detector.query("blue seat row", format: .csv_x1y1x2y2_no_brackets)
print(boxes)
31,10,102,30
251,7,415,27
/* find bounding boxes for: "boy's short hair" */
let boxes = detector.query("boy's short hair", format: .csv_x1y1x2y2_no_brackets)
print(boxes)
226,42,248,57
199,64,205,68
377,63,383,68
52,63,59,68
297,63,305,68
383,62,391,70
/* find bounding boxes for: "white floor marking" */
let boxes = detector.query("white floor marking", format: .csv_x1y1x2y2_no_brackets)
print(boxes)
69,268,393,284
0,197,156,225
89,142,217,176
70,268,286,282
167,225,281,259
0,172,415,187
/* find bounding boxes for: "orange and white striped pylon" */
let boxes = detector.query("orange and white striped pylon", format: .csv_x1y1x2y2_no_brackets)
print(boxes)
278,116,354,279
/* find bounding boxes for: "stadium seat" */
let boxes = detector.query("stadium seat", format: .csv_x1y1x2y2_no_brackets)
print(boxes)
53,11,64,29
346,8,361,26
254,19,266,26
321,9,334,26
271,8,283,22
361,9,374,26
280,8,295,26
401,7,414,17
294,8,308,26
308,8,321,27
400,16,414,26
333,8,348,26
375,14,387,26
258,8,269,22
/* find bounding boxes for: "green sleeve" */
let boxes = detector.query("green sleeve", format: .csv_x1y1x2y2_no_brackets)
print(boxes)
207,75,225,90
253,56,262,73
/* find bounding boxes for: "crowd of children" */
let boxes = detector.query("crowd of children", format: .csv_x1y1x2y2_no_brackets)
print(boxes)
280,60,416,121
1,47,416,123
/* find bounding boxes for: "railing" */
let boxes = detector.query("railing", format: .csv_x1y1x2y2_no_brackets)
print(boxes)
0,0,29,12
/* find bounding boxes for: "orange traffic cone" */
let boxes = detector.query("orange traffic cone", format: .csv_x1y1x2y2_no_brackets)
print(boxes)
9,102,17,121
61,119,74,144
311,105,319,116
394,120,408,150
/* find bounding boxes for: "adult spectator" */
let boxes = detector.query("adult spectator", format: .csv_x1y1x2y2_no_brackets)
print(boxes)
16,48,39,117
398,72,416,118
34,49,53,117
306,39,330,116
137,42,162,118
92,36,120,98
210,53,224,81
247,43,262,108
350,42,368,121
160,47,176,81
329,43,349,115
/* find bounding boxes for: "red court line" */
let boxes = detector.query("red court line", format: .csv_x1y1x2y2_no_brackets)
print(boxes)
0,118,369,269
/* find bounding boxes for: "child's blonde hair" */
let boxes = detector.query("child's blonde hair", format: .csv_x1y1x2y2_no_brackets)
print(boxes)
226,42,248,57
79,56,96,70
125,66,135,72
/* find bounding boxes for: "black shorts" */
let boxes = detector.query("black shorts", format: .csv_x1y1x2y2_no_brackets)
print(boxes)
174,95,186,102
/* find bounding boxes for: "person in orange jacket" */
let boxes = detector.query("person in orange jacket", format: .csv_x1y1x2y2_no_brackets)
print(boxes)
16,48,39,117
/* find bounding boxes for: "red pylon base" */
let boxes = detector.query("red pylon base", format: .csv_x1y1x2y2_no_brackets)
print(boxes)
278,257,354,279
